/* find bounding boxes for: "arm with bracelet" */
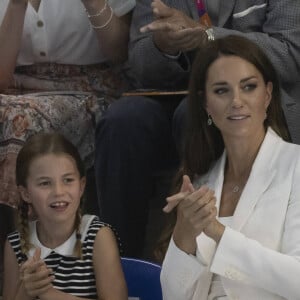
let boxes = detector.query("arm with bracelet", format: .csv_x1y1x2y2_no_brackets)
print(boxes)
82,0,135,63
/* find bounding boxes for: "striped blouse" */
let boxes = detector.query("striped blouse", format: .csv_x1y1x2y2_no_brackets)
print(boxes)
7,214,110,299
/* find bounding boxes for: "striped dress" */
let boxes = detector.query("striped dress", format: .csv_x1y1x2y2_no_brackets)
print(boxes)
7,214,112,299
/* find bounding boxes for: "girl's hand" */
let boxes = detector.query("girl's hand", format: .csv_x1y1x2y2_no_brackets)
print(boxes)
20,248,54,298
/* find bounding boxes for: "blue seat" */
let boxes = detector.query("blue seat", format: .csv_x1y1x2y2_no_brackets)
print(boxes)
121,257,163,300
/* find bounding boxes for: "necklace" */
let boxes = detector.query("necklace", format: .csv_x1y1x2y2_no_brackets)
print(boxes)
232,185,240,193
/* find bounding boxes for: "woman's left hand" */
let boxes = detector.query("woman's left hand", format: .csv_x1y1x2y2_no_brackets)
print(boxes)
165,175,225,243
203,218,225,243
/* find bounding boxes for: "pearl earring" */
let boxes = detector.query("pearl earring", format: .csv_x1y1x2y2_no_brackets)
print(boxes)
207,115,213,126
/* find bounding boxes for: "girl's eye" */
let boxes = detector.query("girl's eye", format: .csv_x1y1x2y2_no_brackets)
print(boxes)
243,83,257,91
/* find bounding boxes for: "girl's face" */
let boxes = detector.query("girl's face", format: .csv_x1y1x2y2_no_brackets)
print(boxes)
20,153,85,224
205,55,272,141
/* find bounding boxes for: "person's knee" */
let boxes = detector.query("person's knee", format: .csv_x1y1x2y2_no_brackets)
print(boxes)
96,96,167,137
105,96,161,122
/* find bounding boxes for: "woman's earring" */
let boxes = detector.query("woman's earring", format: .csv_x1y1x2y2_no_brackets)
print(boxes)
207,114,213,126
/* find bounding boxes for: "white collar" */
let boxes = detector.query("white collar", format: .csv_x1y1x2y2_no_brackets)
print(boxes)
28,221,76,259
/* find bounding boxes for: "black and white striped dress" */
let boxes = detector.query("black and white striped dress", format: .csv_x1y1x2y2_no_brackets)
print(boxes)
7,214,111,299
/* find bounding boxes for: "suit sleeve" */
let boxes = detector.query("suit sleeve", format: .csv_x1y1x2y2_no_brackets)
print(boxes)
161,238,212,300
210,156,300,299
213,0,300,88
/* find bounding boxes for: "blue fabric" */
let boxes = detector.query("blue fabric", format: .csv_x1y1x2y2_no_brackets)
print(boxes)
121,257,162,300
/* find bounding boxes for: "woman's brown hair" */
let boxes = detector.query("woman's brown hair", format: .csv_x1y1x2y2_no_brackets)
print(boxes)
155,35,291,262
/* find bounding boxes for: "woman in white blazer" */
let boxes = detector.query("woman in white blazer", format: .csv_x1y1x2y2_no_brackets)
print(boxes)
160,35,300,300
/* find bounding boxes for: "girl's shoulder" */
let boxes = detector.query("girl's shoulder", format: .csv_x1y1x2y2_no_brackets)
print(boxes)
80,214,116,241
80,214,121,250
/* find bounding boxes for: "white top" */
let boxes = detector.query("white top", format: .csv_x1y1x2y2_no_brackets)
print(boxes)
28,214,95,259
0,0,135,65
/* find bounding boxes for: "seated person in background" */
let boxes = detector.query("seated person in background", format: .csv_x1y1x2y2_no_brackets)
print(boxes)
95,0,300,258
0,0,134,287
3,132,127,300
160,35,300,300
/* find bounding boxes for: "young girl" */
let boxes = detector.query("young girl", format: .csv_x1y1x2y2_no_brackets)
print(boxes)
2,132,127,300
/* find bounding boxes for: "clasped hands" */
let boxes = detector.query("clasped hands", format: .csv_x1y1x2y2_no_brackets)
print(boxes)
165,175,224,254
140,0,207,55
19,248,54,299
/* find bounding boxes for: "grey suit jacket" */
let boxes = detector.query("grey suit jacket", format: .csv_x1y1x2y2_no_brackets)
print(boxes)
127,0,300,143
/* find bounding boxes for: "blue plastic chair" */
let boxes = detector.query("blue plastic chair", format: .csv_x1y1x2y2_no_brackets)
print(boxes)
121,257,163,300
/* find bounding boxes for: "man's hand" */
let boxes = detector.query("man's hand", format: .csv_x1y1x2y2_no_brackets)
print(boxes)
140,0,207,55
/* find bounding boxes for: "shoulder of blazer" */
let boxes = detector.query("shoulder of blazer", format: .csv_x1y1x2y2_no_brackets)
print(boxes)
265,128,300,172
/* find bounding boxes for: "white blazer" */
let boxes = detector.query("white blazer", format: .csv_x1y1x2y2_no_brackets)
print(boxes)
161,128,300,300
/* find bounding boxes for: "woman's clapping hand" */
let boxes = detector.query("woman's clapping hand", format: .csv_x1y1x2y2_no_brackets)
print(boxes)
166,175,218,254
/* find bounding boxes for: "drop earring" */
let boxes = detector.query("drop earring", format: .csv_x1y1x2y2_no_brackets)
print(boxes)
207,114,213,126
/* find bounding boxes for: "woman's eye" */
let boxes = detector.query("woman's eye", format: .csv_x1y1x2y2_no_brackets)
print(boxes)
214,88,227,95
64,178,75,184
243,84,257,91
39,181,50,186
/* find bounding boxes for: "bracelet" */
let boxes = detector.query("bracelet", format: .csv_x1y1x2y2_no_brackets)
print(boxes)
85,0,107,18
90,5,114,29
162,51,182,60
205,27,215,42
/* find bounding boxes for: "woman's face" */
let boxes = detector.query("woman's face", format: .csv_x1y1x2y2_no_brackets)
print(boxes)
205,55,272,141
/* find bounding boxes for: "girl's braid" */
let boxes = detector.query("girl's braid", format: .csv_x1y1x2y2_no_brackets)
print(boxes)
73,207,83,259
18,201,32,257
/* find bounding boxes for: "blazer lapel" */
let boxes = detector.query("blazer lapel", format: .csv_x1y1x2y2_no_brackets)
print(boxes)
232,129,280,231
218,0,235,27
232,164,276,231
186,0,200,20
196,153,226,264
187,0,236,23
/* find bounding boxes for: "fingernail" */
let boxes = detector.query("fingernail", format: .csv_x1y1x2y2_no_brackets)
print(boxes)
162,206,169,212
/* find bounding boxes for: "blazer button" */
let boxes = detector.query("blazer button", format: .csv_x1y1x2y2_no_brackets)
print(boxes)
40,51,46,57
37,20,44,27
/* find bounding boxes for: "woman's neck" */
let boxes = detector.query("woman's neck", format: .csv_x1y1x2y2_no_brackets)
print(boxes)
29,0,41,12
224,129,266,179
